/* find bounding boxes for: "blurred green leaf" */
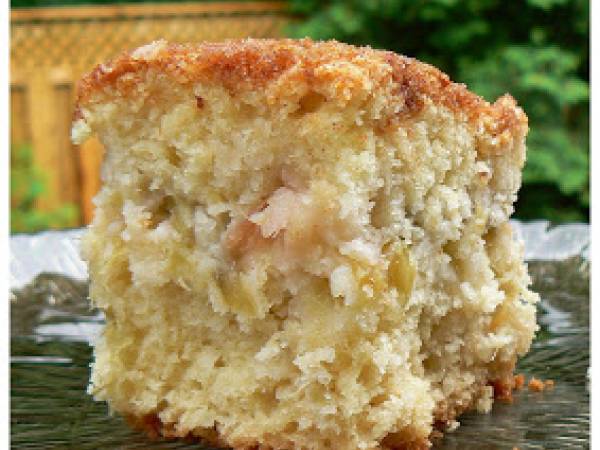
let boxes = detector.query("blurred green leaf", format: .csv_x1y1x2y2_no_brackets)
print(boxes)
329,4,363,35
527,0,570,10
10,144,80,233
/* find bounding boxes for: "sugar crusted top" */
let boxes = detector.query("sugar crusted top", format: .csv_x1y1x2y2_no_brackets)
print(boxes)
75,38,527,153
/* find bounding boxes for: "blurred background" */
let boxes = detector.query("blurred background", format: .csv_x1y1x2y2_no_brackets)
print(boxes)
10,0,589,233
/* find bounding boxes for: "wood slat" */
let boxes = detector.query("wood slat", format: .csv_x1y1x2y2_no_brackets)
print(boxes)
10,86,30,147
55,81,82,227
27,71,63,213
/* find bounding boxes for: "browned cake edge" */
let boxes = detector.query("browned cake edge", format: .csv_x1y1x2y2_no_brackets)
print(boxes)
74,38,527,156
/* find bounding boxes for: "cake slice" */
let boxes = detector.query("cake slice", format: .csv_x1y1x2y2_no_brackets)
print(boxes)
72,39,538,450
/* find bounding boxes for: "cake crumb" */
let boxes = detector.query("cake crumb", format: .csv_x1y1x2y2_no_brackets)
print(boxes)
528,377,545,392
514,373,525,390
490,379,514,403
446,420,460,432
527,376,555,392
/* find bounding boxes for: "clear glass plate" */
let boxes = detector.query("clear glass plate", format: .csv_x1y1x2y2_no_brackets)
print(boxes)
10,223,590,449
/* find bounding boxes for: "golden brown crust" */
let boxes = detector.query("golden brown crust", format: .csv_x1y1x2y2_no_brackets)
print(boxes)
75,38,527,150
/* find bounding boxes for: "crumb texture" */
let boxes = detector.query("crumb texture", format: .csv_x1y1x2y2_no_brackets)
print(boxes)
75,39,537,450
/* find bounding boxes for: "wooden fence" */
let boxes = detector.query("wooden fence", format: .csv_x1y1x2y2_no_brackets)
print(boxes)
10,2,288,226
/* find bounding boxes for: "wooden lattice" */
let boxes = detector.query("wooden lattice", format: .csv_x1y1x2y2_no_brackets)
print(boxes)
10,2,289,226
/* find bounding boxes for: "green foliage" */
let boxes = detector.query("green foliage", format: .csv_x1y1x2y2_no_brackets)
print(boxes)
11,144,79,233
287,0,589,222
